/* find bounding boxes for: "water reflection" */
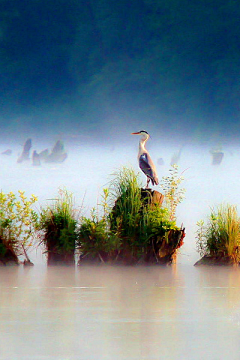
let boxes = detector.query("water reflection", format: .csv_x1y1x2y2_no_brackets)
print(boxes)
0,265,240,359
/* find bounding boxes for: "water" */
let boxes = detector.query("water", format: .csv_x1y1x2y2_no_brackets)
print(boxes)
1,265,240,360
1,140,240,359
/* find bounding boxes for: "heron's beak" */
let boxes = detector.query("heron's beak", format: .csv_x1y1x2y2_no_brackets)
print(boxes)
131,132,140,135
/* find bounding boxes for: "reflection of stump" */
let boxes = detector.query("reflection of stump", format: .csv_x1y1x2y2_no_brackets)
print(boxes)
211,151,224,165
17,138,32,163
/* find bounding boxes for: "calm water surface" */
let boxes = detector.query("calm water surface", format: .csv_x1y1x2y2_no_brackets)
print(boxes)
1,264,240,360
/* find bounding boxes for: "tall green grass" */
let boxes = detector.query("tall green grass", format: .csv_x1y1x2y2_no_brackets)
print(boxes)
196,204,240,264
109,167,142,243
38,189,78,258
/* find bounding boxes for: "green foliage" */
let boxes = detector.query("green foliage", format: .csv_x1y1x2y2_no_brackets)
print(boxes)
109,168,178,251
78,187,122,258
0,190,38,259
141,205,177,243
78,212,121,258
160,164,186,221
38,189,78,255
78,167,181,261
196,204,240,264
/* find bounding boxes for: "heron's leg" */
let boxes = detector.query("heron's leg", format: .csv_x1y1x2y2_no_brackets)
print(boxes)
146,177,150,189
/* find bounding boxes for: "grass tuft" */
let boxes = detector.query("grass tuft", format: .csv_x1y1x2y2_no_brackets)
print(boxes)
196,204,240,264
38,189,78,259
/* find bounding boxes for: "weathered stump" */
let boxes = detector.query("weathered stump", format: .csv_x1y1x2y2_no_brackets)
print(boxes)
32,150,41,166
45,140,68,163
39,149,49,161
211,151,224,165
140,188,164,207
17,138,32,163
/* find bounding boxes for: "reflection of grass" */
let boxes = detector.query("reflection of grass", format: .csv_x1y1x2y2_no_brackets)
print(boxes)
196,204,240,264
38,189,78,258
78,167,184,264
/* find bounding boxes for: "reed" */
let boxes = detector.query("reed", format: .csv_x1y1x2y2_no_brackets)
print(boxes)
196,204,240,264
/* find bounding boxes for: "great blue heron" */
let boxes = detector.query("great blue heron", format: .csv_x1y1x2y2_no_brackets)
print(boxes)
131,130,159,188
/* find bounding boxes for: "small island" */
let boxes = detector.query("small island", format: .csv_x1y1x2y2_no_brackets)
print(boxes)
78,166,185,266
195,204,240,266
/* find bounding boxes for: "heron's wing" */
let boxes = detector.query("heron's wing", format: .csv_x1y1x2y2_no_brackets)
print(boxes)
139,153,154,178
139,153,159,185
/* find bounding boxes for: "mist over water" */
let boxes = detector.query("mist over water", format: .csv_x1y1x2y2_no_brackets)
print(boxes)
1,138,240,359
1,137,239,263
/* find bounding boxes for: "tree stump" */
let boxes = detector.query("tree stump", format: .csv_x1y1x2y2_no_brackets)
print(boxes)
17,138,32,163
140,188,164,207
32,151,41,166
45,140,68,163
210,151,224,165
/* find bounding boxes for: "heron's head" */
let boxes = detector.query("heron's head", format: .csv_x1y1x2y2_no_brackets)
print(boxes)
131,130,149,140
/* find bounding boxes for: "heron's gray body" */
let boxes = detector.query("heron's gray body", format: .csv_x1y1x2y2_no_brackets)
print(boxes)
139,153,158,185
133,131,159,187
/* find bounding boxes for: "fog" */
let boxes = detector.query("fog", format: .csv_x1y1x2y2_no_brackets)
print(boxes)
1,136,239,265
2,137,240,360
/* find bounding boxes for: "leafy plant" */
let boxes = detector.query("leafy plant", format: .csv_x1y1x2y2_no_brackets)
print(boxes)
196,204,240,264
160,164,186,221
0,190,38,262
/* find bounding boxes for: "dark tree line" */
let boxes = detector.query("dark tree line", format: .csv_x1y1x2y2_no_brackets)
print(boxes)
0,0,239,135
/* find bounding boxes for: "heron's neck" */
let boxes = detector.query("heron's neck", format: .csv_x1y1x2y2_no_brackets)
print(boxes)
139,137,148,155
